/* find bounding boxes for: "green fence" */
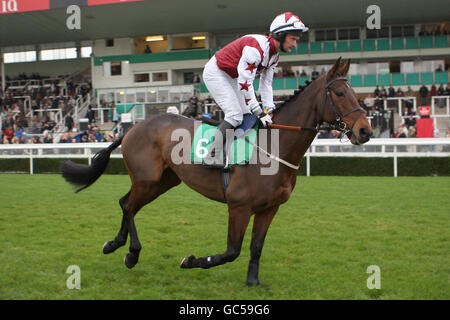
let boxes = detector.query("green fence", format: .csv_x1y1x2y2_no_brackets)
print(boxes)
199,72,448,93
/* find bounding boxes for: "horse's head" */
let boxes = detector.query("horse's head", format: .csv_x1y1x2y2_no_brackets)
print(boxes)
322,58,373,145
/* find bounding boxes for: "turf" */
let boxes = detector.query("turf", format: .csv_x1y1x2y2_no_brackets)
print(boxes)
0,174,448,300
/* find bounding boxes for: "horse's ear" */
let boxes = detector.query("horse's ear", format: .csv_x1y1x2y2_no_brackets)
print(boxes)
339,59,351,76
327,57,342,81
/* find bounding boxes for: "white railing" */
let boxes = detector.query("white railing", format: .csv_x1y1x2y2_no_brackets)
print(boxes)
0,138,448,176
366,96,417,116
431,95,450,117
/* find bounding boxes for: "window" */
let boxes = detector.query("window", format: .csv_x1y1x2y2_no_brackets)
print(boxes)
106,39,114,47
338,29,349,40
147,90,157,102
184,72,194,84
134,73,150,83
40,48,77,61
298,31,309,42
403,26,415,37
81,46,92,58
3,51,36,63
391,26,402,37
326,29,336,41
349,28,360,40
315,30,325,41
158,90,169,102
152,72,168,82
111,62,122,76
366,26,389,38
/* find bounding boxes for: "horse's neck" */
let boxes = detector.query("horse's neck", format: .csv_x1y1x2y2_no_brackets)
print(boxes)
273,78,324,165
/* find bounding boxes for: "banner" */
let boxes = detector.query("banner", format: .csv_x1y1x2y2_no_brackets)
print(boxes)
416,118,434,138
88,0,143,5
0,0,49,14
0,0,143,14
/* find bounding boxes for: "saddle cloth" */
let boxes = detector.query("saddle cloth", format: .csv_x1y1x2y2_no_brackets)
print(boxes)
190,114,259,166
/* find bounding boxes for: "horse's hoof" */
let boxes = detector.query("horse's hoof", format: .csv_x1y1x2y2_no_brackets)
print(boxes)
180,255,196,268
103,241,117,254
247,280,270,290
124,253,138,269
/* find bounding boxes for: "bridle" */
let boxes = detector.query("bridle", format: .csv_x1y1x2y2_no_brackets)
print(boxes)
322,76,366,139
256,75,367,171
268,75,366,139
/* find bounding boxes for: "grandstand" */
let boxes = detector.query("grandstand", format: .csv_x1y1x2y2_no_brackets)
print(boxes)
0,0,449,144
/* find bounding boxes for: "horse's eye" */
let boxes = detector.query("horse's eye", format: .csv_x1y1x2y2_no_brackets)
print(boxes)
336,91,344,97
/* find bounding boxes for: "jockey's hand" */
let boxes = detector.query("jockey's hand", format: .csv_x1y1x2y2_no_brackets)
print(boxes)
259,114,273,127
264,106,275,114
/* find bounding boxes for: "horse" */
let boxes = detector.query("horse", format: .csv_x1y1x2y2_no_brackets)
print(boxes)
61,57,372,286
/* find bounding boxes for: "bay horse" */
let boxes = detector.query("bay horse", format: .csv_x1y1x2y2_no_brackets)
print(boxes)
61,58,372,286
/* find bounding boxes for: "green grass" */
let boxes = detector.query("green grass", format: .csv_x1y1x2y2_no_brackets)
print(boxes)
0,174,449,300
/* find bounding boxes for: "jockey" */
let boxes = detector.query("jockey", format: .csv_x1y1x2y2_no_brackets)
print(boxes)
202,12,309,168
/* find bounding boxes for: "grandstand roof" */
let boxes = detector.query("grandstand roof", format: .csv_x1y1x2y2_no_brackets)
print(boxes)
0,0,448,47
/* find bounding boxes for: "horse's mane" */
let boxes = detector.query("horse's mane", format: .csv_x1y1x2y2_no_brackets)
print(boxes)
273,79,313,114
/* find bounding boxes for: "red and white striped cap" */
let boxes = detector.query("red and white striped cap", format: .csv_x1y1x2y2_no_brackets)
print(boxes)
270,12,308,34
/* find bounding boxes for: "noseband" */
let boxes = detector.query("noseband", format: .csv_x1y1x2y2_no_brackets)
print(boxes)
323,76,366,138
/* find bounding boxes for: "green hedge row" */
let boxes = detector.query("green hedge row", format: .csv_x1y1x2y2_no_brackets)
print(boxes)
0,157,448,176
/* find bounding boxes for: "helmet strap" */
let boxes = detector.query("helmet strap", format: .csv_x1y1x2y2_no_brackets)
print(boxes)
277,32,287,52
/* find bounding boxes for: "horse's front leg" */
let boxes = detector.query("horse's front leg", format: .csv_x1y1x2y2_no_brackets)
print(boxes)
246,206,279,286
180,205,251,269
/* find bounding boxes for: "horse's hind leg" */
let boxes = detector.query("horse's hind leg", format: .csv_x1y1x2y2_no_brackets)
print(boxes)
103,191,130,254
123,169,181,269
180,205,251,270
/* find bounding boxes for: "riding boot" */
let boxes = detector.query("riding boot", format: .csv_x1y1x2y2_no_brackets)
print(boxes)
203,120,235,169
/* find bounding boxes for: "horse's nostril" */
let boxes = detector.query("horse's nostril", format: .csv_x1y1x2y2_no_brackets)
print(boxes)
359,128,370,140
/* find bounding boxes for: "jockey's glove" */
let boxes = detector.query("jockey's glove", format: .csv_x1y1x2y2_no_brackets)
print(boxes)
251,105,263,116
264,106,275,114
259,114,273,127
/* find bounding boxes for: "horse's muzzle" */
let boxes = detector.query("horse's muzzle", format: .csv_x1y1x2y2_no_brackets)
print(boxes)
358,127,371,144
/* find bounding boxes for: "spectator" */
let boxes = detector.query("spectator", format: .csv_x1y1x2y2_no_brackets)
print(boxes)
407,126,417,138
430,83,437,104
144,45,152,54
311,69,319,81
59,132,70,143
437,84,446,108
388,84,395,108
404,113,416,129
434,127,440,138
419,84,429,106
65,115,74,131
374,85,380,97
86,105,95,124
395,124,408,138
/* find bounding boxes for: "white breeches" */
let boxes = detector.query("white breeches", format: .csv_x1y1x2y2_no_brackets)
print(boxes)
202,56,251,127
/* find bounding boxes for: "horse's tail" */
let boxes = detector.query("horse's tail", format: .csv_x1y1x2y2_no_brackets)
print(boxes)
61,136,123,193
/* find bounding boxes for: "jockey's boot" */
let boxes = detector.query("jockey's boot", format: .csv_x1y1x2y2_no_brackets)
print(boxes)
203,120,235,169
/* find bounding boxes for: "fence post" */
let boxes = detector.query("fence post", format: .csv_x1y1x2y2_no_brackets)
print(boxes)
393,155,398,178
29,154,34,175
306,154,310,177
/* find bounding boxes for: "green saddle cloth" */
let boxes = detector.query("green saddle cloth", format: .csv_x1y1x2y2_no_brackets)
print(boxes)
190,122,259,165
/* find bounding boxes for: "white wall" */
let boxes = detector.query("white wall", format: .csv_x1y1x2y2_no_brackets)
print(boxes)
93,59,208,89
4,58,91,78
93,38,134,57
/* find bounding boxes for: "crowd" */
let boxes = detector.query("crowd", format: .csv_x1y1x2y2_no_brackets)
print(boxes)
1,73,94,144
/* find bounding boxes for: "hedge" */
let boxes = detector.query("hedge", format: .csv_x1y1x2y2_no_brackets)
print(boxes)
1,157,449,176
